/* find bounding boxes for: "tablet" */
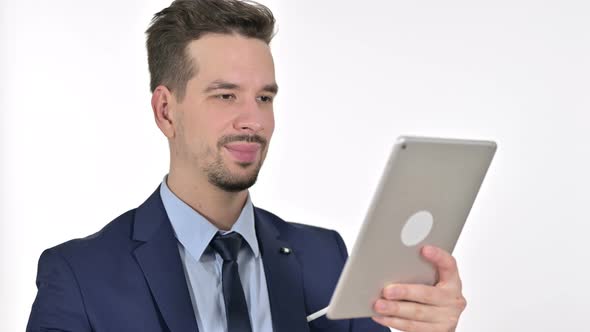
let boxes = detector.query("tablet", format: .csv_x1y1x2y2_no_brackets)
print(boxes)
325,136,496,320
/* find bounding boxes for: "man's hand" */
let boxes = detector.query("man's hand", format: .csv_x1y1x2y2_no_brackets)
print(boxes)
371,245,467,332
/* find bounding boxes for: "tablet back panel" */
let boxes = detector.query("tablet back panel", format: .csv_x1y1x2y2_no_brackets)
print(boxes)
326,136,496,319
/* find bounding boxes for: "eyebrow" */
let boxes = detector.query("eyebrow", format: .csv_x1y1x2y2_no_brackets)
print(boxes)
263,83,279,94
203,80,279,94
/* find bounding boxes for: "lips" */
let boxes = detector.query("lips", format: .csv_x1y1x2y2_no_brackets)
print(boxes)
224,142,261,163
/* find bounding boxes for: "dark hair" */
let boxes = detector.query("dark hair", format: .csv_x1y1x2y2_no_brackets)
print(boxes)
146,0,276,100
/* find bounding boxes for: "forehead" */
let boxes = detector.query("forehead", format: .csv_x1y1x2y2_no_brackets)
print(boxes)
187,33,275,86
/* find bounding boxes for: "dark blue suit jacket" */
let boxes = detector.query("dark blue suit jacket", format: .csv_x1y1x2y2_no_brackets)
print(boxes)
27,188,388,332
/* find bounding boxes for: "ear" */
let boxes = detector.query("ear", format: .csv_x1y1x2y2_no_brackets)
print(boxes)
151,85,176,138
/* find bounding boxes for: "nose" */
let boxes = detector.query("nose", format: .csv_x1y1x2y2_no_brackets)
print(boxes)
233,100,265,134
235,119,262,133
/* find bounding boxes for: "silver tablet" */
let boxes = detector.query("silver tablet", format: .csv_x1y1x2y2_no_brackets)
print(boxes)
326,136,496,320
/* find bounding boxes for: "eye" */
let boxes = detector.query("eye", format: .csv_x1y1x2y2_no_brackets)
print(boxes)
257,95,273,103
216,94,236,101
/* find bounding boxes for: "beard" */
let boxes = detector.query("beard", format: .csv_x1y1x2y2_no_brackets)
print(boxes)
203,134,267,192
204,155,263,192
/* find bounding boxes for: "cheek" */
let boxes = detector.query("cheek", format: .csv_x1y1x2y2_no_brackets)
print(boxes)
184,108,222,140
264,111,275,137
176,116,212,156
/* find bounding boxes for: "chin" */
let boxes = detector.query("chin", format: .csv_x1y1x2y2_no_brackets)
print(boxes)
230,168,259,182
212,171,259,192
205,154,264,191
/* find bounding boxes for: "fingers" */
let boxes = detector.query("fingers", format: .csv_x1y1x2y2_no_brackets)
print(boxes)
382,283,453,306
372,315,434,332
372,249,466,331
374,299,439,323
372,297,465,331
421,245,461,289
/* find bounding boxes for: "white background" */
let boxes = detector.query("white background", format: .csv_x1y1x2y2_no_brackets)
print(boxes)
1,0,589,331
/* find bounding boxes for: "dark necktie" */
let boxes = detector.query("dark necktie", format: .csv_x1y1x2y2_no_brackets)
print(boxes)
209,232,253,332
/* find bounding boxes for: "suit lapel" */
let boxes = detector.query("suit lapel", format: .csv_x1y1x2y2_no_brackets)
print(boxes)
132,188,199,332
130,189,310,332
255,209,310,332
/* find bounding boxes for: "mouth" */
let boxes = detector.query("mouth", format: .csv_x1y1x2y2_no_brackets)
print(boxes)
224,142,261,164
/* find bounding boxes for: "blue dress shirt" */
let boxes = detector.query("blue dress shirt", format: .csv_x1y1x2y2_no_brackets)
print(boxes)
160,178,274,332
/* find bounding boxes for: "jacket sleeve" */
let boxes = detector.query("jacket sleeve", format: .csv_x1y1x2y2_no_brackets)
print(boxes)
26,248,92,332
332,231,391,332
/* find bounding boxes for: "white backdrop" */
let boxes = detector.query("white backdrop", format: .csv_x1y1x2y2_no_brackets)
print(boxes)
1,0,589,331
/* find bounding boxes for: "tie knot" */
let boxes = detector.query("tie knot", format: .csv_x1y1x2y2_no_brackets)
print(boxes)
209,232,243,262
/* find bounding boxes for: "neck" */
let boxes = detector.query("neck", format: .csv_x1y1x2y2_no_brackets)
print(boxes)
166,167,248,231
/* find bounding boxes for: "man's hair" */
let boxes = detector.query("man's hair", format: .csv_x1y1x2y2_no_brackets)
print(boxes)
146,0,276,100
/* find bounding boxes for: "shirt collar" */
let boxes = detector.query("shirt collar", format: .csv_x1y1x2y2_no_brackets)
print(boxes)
159,176,260,260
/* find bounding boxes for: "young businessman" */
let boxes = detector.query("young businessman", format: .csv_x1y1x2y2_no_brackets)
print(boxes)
27,1,467,331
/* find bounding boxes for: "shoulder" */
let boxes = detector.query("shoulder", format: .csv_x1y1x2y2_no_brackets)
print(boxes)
45,208,139,263
254,206,349,259
254,206,341,238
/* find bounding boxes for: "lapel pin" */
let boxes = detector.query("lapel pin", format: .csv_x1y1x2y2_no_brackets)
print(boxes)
279,247,292,255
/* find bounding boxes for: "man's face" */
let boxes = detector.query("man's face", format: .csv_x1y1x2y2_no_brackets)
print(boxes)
171,33,277,192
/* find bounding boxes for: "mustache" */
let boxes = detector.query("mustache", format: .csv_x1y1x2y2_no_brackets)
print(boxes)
218,134,267,148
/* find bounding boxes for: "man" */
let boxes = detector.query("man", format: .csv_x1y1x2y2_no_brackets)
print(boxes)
27,0,467,331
